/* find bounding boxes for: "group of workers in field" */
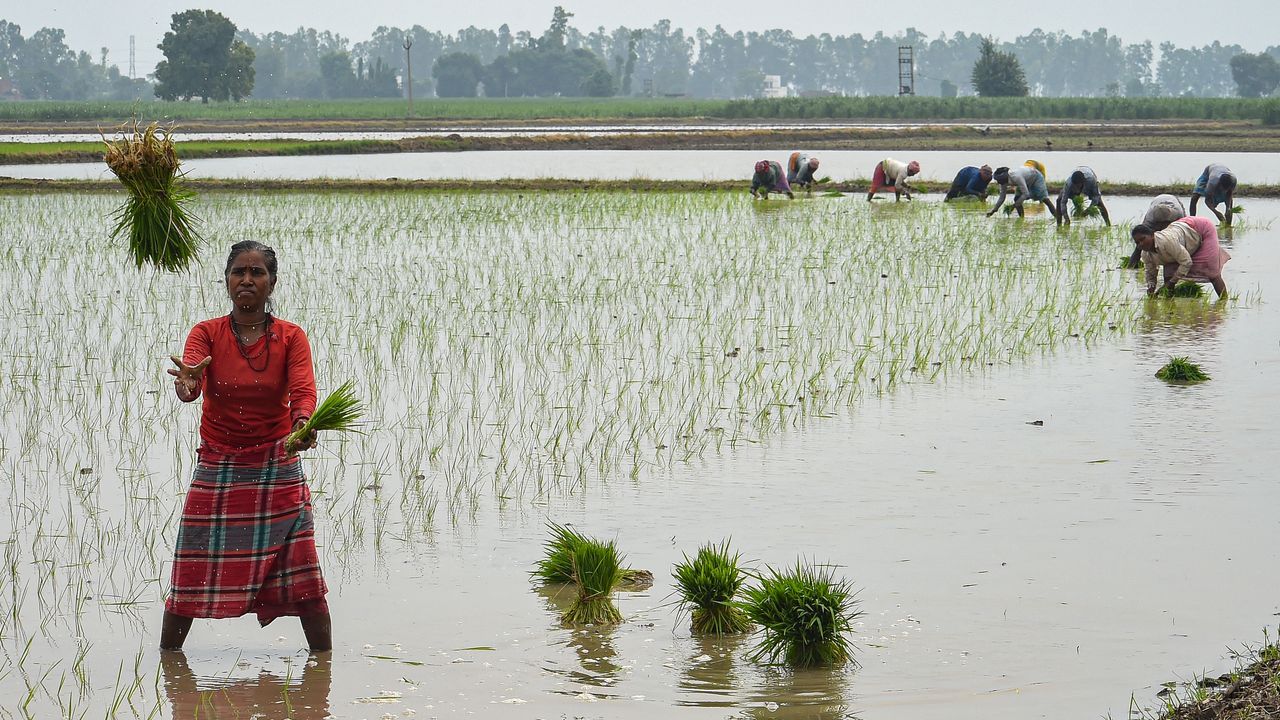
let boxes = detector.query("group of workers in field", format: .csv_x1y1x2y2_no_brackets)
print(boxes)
750,155,1237,299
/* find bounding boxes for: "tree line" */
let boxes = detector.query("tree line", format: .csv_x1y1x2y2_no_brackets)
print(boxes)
1,9,1279,102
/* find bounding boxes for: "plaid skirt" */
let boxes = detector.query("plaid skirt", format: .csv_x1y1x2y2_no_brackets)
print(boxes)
166,441,328,625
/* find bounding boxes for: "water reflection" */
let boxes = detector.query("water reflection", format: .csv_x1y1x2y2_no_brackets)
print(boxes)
736,665,858,720
1137,295,1229,344
537,583,625,692
675,633,747,707
161,652,331,720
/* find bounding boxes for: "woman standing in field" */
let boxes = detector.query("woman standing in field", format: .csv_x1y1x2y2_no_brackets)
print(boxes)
1125,194,1187,269
787,152,821,192
943,164,994,201
751,160,794,199
1190,163,1237,226
1131,216,1230,298
161,241,331,651
987,165,1059,220
866,157,920,201
1054,166,1112,227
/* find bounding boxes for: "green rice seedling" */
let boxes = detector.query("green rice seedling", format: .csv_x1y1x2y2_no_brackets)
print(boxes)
1070,194,1100,218
1231,205,1245,215
1120,254,1144,269
532,522,589,583
1162,281,1205,298
534,523,647,589
286,380,364,451
741,561,861,667
561,537,624,626
1155,356,1210,384
102,122,201,272
673,541,751,635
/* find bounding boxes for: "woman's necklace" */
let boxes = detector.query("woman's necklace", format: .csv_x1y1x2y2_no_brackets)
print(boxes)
228,314,271,372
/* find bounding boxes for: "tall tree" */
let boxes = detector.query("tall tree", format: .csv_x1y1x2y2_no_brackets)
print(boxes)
970,37,1028,97
542,7,573,51
154,10,255,102
1230,52,1280,97
432,51,483,97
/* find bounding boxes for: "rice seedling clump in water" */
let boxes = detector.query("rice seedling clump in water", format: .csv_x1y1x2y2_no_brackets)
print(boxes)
533,522,590,583
741,561,861,667
1156,356,1210,384
102,122,201,272
1163,281,1205,298
562,537,624,626
673,541,751,635
286,380,364,451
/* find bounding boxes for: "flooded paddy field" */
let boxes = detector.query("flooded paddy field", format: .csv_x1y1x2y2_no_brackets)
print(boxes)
3,149,1279,185
0,192,1275,719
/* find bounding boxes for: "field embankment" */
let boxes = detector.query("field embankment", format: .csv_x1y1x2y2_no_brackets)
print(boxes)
2,121,1280,165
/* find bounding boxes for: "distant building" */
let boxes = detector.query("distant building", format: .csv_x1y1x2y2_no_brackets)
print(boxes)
762,75,787,98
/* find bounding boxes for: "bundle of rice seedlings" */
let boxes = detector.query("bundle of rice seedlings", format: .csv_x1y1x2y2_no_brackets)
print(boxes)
532,522,589,583
673,541,751,635
1231,205,1245,215
561,537,624,626
1156,356,1210,384
741,561,861,668
1070,194,1100,218
1120,254,1144,269
286,380,364,451
533,523,649,589
102,122,201,272
1163,281,1205,298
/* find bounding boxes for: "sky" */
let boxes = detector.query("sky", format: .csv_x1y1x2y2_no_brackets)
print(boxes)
5,0,1274,78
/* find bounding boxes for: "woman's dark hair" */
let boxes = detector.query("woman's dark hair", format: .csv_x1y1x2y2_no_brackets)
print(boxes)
1131,223,1154,239
225,241,278,280
1220,174,1237,191
993,166,1010,184
1070,170,1086,188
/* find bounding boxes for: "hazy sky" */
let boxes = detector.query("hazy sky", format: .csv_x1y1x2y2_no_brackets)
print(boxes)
6,1,1274,77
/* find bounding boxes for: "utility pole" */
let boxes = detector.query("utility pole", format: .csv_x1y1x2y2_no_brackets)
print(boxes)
129,35,136,78
897,46,915,96
403,36,414,118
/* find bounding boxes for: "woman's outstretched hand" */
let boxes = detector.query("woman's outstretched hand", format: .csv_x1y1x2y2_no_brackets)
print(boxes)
168,355,211,401
286,418,317,455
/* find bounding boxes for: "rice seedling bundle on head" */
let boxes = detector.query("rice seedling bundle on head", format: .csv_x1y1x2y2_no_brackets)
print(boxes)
1156,356,1210,384
286,380,364,452
102,122,200,272
741,561,861,668
673,541,751,635
562,537,624,626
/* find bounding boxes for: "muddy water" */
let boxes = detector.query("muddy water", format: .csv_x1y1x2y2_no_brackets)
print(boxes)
2,149,1278,184
1,195,1276,720
146,198,1275,720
